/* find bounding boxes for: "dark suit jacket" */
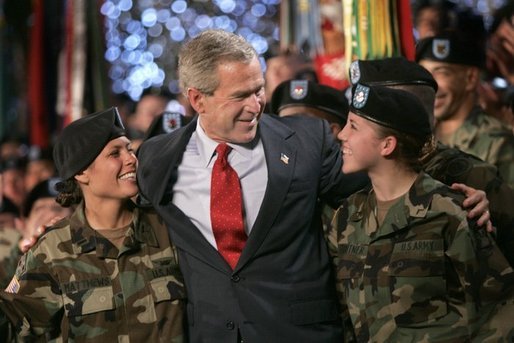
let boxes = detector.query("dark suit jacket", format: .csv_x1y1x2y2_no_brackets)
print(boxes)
137,114,367,342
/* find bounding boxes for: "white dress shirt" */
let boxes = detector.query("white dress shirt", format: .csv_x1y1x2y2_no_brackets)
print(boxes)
171,119,268,249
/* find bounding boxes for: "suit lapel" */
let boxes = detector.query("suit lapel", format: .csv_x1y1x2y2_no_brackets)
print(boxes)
160,203,232,274
235,115,297,271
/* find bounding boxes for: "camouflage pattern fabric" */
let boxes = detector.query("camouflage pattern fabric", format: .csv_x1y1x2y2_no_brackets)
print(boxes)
327,172,514,342
0,228,21,289
422,141,514,266
437,106,514,187
0,203,186,342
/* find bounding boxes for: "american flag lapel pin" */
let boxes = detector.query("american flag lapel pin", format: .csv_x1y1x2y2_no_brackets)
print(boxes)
280,153,289,165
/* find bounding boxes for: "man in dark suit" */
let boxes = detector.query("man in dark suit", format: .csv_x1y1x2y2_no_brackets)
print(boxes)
136,29,366,342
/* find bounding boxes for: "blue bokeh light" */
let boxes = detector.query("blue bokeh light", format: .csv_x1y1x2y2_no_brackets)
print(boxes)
104,0,280,100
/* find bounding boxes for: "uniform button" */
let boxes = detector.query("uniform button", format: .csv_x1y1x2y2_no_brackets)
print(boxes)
231,275,240,282
99,296,106,302
226,321,235,330
158,287,165,293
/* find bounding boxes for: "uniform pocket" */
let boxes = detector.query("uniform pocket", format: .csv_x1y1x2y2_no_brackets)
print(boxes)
62,285,115,317
338,243,367,284
150,275,186,303
388,239,447,326
147,259,186,302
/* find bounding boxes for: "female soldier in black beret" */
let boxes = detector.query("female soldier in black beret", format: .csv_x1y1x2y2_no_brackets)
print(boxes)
0,108,185,342
327,84,514,342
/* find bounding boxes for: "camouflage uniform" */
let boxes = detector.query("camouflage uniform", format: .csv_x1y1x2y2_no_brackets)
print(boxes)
0,203,186,342
0,228,21,289
422,141,514,266
437,106,514,187
327,172,514,342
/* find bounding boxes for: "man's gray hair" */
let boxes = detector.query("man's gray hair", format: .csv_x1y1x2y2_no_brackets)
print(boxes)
178,29,258,95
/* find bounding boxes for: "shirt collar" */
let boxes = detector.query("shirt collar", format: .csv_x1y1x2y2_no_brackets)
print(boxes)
196,118,257,167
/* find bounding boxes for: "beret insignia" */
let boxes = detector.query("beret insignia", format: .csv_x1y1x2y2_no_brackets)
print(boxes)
290,80,308,100
352,84,369,109
162,112,182,133
433,39,450,60
349,61,361,85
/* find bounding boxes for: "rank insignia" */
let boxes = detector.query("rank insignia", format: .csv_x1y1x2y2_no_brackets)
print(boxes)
352,84,369,109
290,80,308,100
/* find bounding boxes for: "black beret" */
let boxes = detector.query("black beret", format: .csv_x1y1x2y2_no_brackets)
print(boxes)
270,80,348,123
350,83,432,137
415,30,485,68
144,111,190,140
22,177,61,217
349,57,438,91
53,107,126,180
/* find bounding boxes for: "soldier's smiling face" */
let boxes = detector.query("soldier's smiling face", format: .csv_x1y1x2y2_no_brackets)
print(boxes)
338,112,384,174
76,136,138,202
419,60,472,122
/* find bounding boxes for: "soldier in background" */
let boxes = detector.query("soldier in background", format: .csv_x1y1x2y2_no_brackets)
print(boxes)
264,49,317,112
0,108,185,342
271,79,347,138
348,57,514,266
328,83,514,342
416,30,514,187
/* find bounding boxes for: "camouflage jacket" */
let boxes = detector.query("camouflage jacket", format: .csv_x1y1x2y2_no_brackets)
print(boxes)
0,228,21,289
0,203,186,342
327,173,514,342
422,141,514,266
437,106,514,187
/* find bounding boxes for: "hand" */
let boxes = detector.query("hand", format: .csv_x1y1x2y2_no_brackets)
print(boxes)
487,19,514,84
450,183,494,232
17,216,62,253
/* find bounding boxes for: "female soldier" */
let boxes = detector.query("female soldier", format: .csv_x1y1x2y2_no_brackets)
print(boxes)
328,84,514,342
0,108,185,342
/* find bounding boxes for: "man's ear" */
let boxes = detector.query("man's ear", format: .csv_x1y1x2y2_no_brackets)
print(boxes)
465,67,480,91
381,136,397,157
187,88,206,114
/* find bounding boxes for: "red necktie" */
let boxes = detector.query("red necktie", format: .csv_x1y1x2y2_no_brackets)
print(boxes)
210,143,247,269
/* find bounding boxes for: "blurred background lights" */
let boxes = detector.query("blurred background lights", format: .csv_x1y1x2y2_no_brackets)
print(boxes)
104,0,280,100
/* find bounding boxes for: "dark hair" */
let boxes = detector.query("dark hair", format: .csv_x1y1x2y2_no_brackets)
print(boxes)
375,126,434,172
55,179,83,207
